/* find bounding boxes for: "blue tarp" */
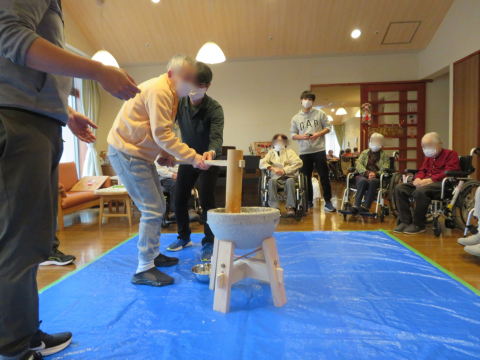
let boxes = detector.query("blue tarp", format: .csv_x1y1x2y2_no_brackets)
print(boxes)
39,231,480,359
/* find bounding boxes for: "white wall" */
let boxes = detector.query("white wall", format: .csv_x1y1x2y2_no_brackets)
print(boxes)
96,54,419,153
426,72,450,145
419,0,480,79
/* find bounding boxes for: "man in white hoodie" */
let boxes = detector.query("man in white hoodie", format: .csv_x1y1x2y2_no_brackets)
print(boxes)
290,91,336,212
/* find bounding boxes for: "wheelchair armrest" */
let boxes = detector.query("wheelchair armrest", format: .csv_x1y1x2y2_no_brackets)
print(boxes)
405,169,420,174
382,169,394,174
444,170,472,177
348,167,356,173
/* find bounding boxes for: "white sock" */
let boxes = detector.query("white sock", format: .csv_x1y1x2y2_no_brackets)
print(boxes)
136,260,155,274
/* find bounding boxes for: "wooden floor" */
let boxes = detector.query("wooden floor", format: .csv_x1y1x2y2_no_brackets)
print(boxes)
38,182,480,291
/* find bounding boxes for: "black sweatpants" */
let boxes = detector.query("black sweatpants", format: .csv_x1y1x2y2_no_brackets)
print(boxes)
0,108,63,357
354,176,380,208
300,150,332,203
175,165,220,245
395,182,442,226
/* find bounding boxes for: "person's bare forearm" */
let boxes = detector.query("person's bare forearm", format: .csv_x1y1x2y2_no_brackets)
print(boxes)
25,38,103,81
292,134,303,140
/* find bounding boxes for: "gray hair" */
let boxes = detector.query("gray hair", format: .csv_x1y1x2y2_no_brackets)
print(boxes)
166,54,196,73
370,132,384,141
422,132,442,144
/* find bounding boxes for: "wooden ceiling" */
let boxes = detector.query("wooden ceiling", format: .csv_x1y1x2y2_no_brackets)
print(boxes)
64,0,454,65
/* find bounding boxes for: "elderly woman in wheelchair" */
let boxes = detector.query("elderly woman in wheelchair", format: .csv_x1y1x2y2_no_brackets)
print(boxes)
259,134,303,218
350,133,390,215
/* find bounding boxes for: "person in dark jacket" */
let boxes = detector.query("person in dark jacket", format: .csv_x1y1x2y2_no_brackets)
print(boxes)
394,133,461,235
0,1,139,359
165,62,224,262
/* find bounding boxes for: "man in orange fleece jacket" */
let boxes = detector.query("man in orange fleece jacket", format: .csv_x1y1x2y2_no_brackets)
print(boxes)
108,54,207,287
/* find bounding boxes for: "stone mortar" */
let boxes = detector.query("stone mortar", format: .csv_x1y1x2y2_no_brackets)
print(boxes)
207,207,281,249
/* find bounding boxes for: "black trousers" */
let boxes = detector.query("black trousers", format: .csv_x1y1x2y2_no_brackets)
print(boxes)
0,109,63,357
161,177,195,213
300,150,332,202
354,176,380,208
175,165,220,245
395,182,442,226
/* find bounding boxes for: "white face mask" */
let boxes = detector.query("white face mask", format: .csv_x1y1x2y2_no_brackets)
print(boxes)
423,147,437,158
369,143,382,152
189,87,207,102
175,79,193,98
274,145,285,152
302,100,313,109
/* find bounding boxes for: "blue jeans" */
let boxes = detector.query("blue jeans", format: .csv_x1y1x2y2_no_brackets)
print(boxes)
108,146,166,272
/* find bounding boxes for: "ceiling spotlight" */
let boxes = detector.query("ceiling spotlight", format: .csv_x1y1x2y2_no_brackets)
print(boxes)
152,0,160,3
336,108,347,115
331,109,335,112
351,29,361,38
327,115,333,121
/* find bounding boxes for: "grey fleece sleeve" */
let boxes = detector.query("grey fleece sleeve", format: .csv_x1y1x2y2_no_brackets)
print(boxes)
208,104,224,157
290,118,299,139
0,0,49,66
320,111,331,131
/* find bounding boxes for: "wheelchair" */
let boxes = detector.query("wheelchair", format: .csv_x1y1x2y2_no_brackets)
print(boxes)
328,159,342,181
258,170,309,221
161,188,203,228
402,147,480,237
339,152,401,222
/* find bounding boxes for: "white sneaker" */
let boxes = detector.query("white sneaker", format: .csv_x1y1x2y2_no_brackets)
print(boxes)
458,233,480,246
464,244,480,256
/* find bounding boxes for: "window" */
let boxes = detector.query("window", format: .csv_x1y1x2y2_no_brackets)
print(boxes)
60,95,77,163
325,128,342,156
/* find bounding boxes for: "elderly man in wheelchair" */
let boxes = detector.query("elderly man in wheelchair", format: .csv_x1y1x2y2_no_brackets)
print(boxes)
394,132,462,235
259,134,304,218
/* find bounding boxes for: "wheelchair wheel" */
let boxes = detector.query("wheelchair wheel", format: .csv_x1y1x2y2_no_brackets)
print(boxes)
379,207,385,223
299,172,309,214
433,218,442,237
388,172,403,217
258,173,268,207
161,217,170,229
452,180,480,230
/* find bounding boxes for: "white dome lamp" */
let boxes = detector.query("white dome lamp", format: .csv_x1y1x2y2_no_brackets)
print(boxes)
92,50,119,67
327,115,334,121
196,0,226,64
92,0,119,68
336,108,347,115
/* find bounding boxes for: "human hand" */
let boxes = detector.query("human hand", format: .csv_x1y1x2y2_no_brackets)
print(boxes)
203,151,214,161
96,65,141,100
368,172,376,180
193,154,209,170
172,173,178,180
413,178,422,187
156,155,175,167
276,169,286,176
301,134,311,140
67,108,97,143
310,132,321,140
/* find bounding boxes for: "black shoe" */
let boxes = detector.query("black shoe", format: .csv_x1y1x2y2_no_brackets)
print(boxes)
39,248,76,266
393,223,409,234
131,267,174,287
154,253,179,267
351,205,359,215
21,351,43,360
358,206,370,213
404,224,426,235
29,322,72,357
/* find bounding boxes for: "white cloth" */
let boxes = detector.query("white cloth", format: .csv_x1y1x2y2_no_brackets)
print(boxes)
312,177,322,200
80,79,102,176
474,187,480,217
156,164,179,180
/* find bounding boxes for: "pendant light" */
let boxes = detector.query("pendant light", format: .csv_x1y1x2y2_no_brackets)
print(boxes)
355,109,361,117
336,108,347,115
327,115,334,121
196,0,226,64
92,0,119,68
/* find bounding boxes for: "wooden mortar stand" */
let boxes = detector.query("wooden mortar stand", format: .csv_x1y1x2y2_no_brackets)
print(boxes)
210,149,287,313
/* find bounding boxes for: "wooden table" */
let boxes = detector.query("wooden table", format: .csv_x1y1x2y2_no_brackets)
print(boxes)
94,188,132,227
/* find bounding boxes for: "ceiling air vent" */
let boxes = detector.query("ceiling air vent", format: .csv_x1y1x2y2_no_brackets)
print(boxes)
382,21,421,45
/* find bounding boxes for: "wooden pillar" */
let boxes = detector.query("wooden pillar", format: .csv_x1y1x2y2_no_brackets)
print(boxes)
225,149,243,213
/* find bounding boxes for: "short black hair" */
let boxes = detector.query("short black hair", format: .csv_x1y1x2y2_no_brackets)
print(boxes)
353,147,358,151
196,62,213,85
300,90,315,102
272,134,288,141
